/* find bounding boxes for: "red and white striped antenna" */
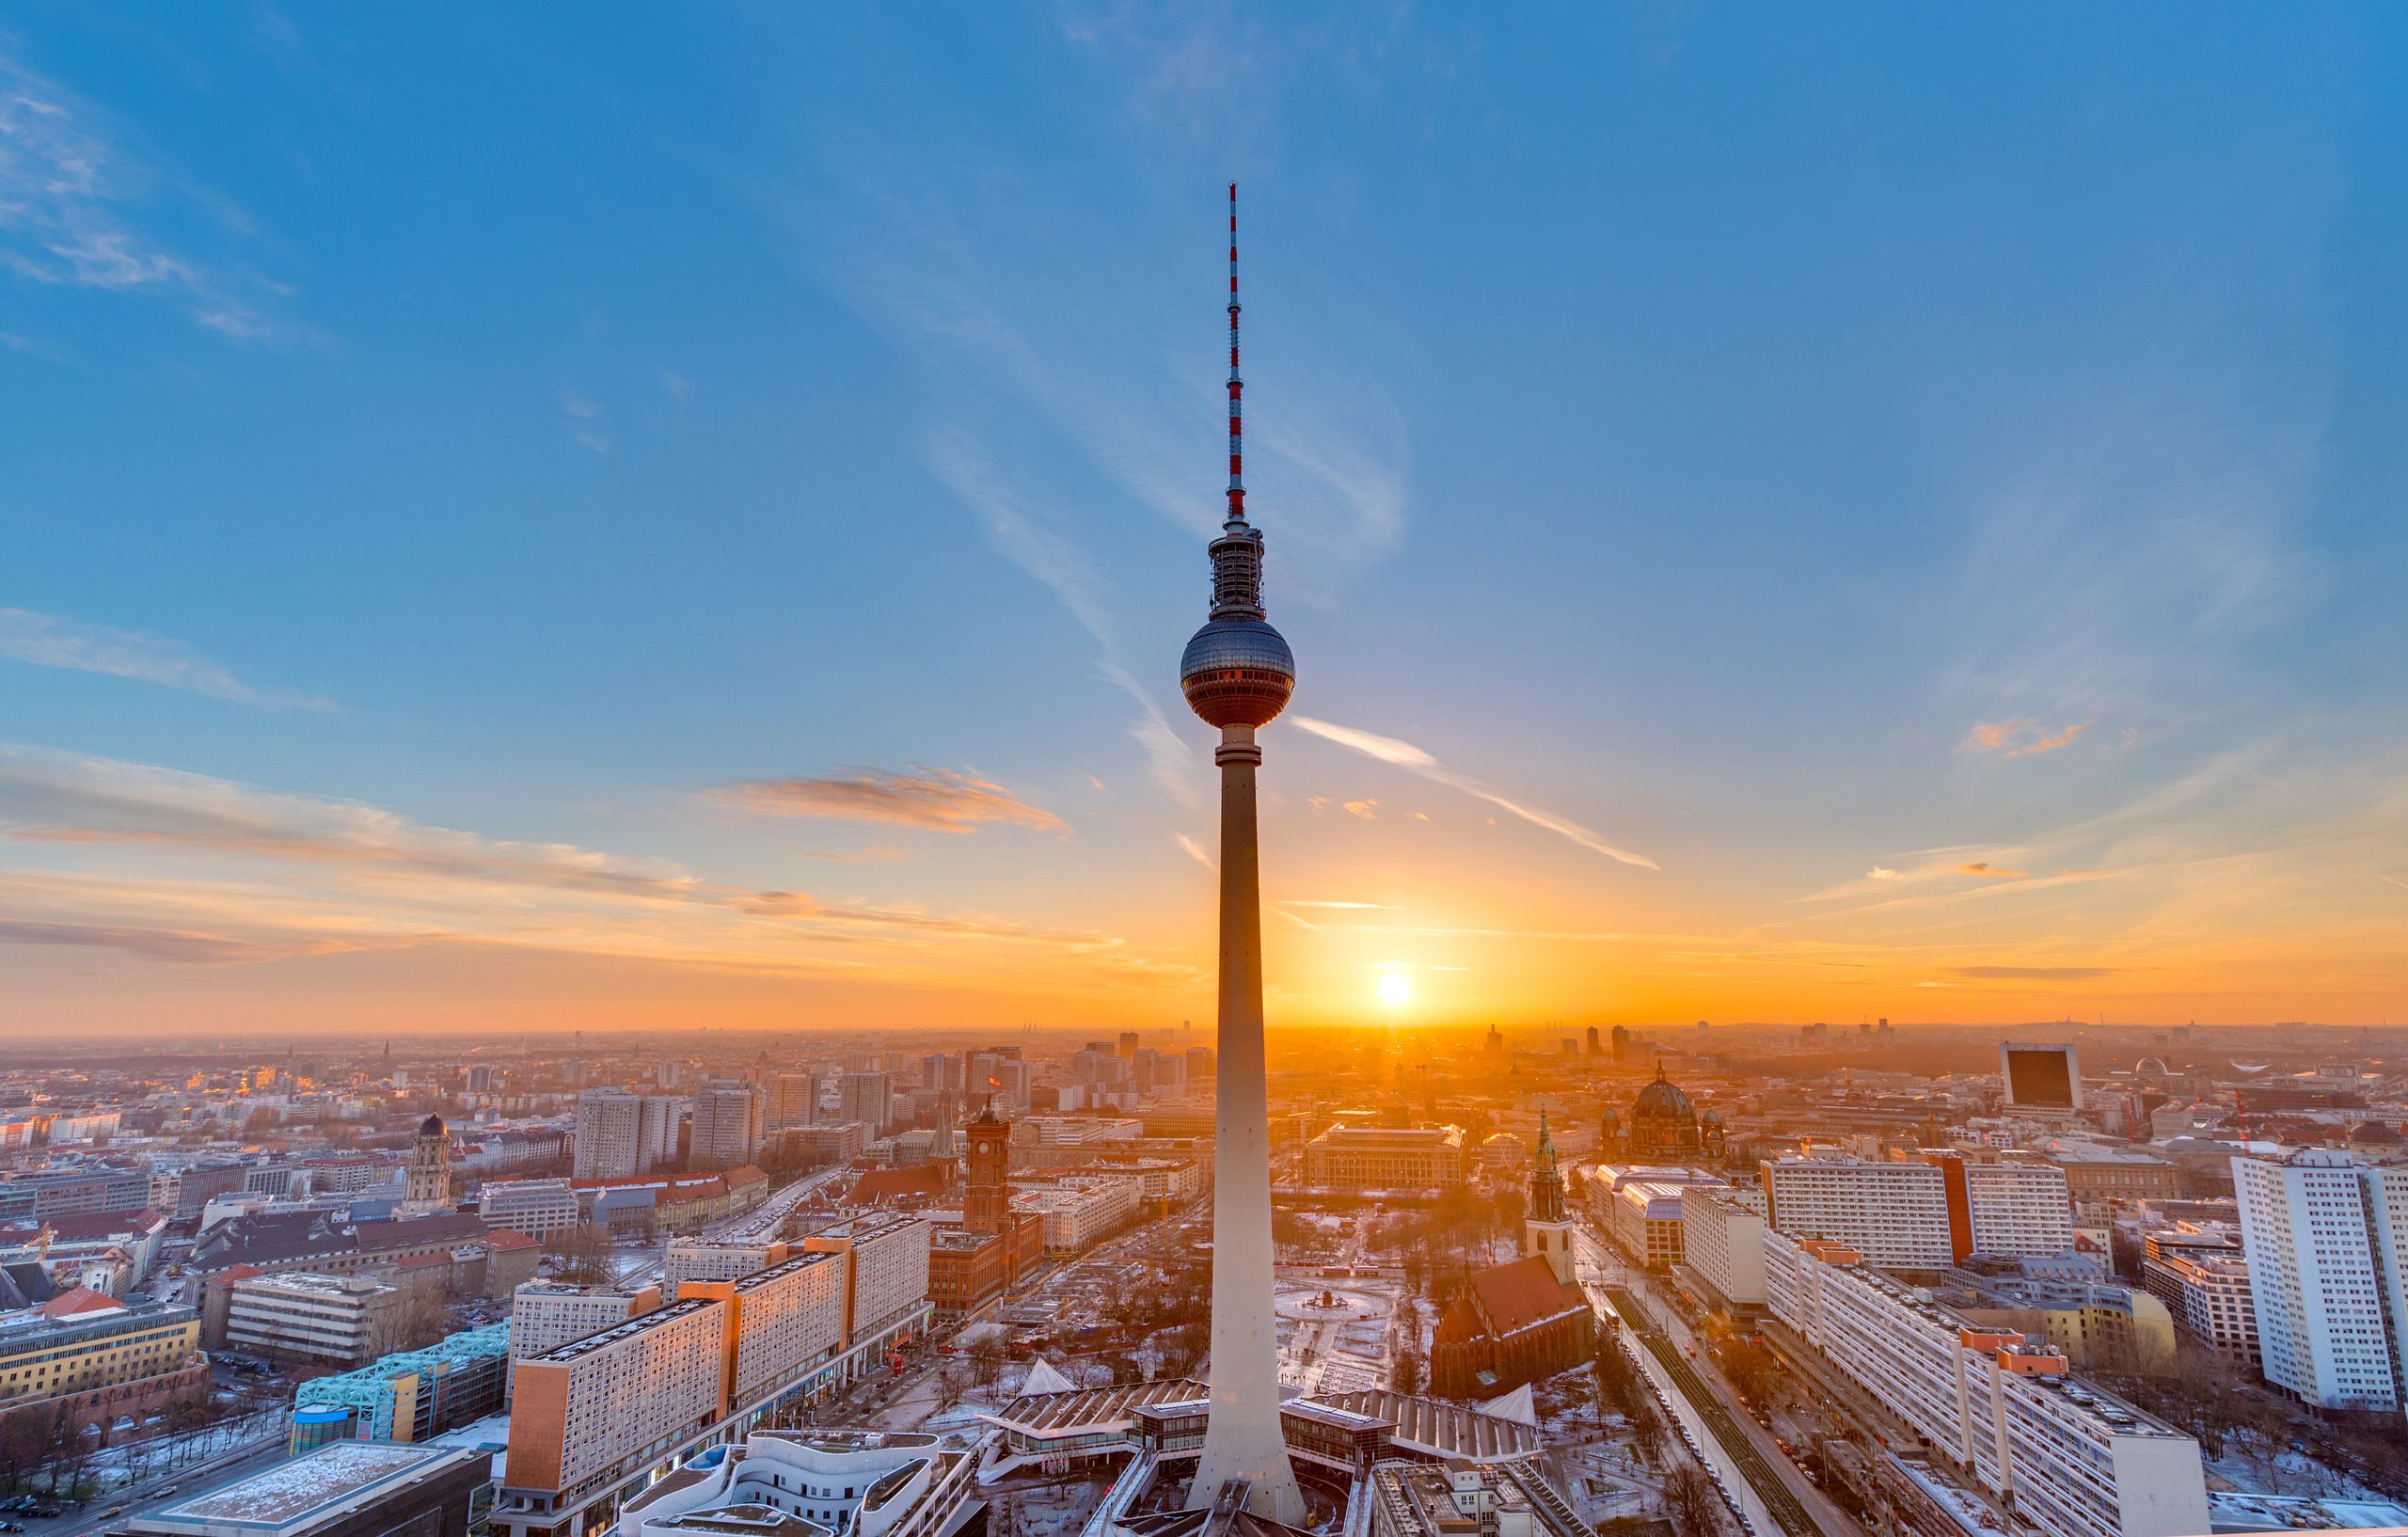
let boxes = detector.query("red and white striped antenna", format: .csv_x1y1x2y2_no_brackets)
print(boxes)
1226,181,1245,529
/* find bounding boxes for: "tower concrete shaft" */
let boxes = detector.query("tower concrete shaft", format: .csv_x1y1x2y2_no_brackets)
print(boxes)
1188,722,1306,1523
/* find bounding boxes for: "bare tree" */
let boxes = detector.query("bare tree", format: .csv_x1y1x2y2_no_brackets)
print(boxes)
1662,1463,1722,1535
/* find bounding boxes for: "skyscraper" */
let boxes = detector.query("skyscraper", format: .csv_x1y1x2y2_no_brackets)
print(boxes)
1178,184,1304,1524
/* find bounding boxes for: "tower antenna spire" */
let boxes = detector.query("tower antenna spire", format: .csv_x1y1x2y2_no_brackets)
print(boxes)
1227,181,1245,530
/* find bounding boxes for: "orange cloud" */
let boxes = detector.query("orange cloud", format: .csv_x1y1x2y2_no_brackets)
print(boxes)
1954,862,2029,879
712,767,1063,833
1342,799,1379,819
1958,719,2095,758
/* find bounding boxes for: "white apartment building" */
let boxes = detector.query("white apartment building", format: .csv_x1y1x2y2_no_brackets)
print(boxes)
1760,1154,1953,1266
837,1072,894,1137
505,1297,729,1500
689,1081,765,1170
619,1427,977,1537
696,1249,847,1410
1963,1161,2075,1259
511,1280,659,1358
803,1213,932,1345
2141,1226,2258,1371
481,1178,584,1242
663,1239,785,1301
1683,1190,1768,1308
1766,1231,2209,1537
224,1271,402,1368
574,1088,681,1180
2233,1149,2408,1409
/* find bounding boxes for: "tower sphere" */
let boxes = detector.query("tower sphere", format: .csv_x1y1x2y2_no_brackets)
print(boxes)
1180,616,1294,728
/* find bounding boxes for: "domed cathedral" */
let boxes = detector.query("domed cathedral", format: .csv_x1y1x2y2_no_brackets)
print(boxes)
1600,1063,1725,1163
402,1113,452,1214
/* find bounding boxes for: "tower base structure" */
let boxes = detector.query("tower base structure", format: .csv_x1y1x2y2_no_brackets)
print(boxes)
1186,724,1306,1526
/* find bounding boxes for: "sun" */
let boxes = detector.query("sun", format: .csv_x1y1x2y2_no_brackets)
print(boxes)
1377,973,1412,1007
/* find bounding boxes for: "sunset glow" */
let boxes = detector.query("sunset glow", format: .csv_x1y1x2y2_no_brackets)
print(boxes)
3,10,2404,1037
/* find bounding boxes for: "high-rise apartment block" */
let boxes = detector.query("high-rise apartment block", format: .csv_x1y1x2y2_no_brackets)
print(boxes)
689,1081,765,1170
1760,1155,1952,1266
836,1071,893,1138
506,1299,729,1502
801,1213,930,1348
2233,1149,2408,1409
509,1281,661,1359
768,1072,816,1131
1766,1232,2208,1537
1924,1153,2074,1259
573,1088,679,1180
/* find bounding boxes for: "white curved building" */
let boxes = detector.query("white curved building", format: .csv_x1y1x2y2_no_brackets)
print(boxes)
618,1430,979,1537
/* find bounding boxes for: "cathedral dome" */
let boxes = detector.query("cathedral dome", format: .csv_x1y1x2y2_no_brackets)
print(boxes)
418,1113,447,1139
1625,1067,1702,1160
1632,1076,1693,1120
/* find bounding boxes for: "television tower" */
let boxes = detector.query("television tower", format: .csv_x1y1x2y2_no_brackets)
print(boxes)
1180,182,1305,1524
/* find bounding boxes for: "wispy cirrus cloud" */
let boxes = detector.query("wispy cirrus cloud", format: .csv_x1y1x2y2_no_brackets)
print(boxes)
1953,861,2029,879
0,49,302,342
1174,832,1213,871
711,767,1065,834
1291,715,1657,870
0,746,1188,989
1949,965,2120,981
560,388,610,452
0,609,330,709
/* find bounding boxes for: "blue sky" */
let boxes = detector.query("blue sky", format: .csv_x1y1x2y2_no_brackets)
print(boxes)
4,5,2405,1034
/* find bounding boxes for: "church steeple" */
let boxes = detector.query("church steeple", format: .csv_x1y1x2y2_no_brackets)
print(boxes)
1529,1109,1565,1223
1524,1108,1576,1284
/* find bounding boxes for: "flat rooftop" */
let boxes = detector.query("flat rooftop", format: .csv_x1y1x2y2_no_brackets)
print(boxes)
140,1441,468,1535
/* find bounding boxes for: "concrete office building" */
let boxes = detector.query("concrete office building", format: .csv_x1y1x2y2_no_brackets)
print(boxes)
1304,1125,1466,1192
480,1179,583,1242
2233,1149,2408,1409
224,1272,404,1369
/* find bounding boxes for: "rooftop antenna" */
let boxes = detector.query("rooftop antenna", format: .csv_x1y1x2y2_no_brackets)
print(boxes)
1227,182,1245,534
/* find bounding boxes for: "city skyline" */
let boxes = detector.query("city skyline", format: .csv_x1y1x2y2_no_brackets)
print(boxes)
8,8,2408,1034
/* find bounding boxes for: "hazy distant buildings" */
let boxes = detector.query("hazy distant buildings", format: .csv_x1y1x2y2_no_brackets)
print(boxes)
2234,1149,2408,1409
768,1072,816,1131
